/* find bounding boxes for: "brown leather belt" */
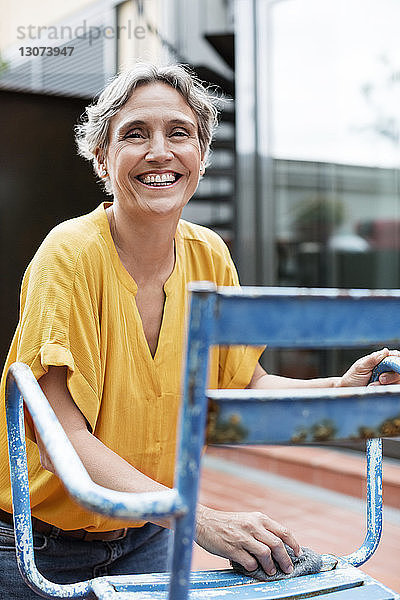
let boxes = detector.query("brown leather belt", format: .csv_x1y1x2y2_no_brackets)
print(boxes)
0,508,128,542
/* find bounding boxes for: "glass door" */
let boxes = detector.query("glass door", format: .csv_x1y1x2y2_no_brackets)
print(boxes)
267,0,400,381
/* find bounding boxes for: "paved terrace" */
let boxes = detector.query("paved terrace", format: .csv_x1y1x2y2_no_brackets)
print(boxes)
192,447,400,593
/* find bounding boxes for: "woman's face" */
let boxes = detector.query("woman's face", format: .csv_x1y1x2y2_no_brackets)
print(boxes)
104,82,204,218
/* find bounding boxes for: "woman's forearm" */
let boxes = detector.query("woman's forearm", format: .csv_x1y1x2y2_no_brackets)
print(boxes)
250,373,341,390
248,348,398,390
38,425,172,527
68,428,167,494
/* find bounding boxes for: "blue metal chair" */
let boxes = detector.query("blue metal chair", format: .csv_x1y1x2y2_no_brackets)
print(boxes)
5,284,400,599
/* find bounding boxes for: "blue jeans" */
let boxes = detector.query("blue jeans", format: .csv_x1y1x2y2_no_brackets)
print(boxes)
0,518,171,599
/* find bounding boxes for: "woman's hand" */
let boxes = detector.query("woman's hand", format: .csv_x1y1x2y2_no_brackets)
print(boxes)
339,348,400,387
195,505,301,576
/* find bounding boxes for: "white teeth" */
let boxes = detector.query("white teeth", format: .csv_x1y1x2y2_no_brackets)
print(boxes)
140,172,178,185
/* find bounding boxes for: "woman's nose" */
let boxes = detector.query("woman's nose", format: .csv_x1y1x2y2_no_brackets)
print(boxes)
145,133,174,162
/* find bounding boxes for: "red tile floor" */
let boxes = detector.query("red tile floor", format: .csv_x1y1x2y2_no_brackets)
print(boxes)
191,449,400,593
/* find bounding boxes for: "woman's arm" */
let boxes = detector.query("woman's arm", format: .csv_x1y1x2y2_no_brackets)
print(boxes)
36,366,300,576
36,366,168,508
248,347,400,390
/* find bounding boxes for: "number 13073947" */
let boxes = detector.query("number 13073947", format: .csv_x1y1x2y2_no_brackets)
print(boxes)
19,47,74,56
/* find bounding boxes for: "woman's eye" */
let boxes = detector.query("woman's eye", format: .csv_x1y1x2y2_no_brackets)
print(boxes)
171,130,188,137
125,130,144,139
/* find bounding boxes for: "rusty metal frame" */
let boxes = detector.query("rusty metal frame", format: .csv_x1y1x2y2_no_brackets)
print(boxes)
5,284,400,599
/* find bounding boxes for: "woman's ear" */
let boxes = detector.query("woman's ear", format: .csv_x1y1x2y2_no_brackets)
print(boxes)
94,150,108,178
199,159,206,176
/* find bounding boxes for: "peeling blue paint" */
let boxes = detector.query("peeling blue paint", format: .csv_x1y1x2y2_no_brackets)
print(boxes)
206,385,400,444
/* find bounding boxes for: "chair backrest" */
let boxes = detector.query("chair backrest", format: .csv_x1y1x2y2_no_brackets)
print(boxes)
169,284,400,600
5,284,400,600
190,284,400,348
179,284,400,446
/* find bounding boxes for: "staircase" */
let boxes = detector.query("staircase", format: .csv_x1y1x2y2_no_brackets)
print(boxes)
184,33,236,249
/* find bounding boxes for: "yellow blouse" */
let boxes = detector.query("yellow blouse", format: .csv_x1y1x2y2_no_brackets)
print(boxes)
0,203,263,531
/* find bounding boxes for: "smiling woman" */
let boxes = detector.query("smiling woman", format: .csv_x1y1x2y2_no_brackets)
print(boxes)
1,62,398,599
75,63,216,195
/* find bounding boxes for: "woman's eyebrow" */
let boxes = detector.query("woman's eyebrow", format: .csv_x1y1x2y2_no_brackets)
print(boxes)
116,116,197,136
168,118,197,129
116,119,147,135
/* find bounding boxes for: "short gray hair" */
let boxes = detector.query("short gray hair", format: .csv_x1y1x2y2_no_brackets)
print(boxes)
75,62,220,194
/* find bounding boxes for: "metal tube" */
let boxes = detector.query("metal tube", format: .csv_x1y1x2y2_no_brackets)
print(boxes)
6,374,91,598
168,285,217,600
343,438,383,566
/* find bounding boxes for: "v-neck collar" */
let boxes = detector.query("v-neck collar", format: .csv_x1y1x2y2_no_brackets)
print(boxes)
95,202,182,363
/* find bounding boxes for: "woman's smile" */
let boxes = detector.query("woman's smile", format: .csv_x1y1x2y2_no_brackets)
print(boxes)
135,170,184,189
